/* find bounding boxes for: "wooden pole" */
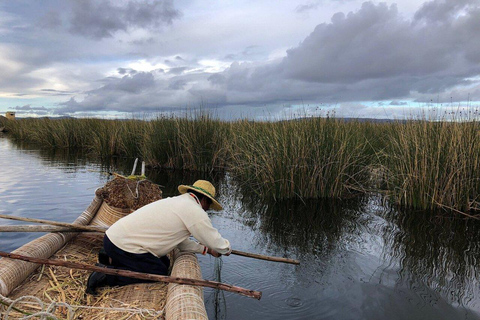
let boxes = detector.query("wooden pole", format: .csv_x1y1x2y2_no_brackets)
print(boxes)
0,225,95,232
0,214,106,232
131,158,138,176
0,251,262,300
0,215,300,265
231,250,300,265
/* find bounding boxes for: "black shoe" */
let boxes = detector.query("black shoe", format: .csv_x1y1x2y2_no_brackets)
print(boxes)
86,272,107,295
98,248,111,265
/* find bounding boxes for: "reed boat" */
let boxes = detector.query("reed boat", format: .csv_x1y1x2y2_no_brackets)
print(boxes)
0,177,209,320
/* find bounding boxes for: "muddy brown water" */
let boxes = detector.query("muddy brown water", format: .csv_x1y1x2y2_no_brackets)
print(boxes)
1,135,479,320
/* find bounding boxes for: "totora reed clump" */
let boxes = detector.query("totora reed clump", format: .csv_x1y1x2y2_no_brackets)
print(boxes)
4,113,480,216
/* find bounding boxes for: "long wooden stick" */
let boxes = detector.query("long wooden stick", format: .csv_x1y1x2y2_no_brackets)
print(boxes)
0,225,98,233
0,214,106,232
231,249,300,265
0,214,300,265
0,251,262,300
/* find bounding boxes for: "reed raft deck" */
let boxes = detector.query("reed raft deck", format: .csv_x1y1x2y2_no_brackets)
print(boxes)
0,188,208,319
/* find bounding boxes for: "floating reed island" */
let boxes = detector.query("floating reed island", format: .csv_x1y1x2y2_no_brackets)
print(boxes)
3,114,480,216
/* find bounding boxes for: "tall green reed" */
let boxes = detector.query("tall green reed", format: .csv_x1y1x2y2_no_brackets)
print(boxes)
381,119,480,212
7,118,90,148
228,118,372,200
141,113,227,171
4,113,480,214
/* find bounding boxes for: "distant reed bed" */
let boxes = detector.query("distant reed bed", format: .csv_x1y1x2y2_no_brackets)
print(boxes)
6,118,145,158
4,115,480,214
380,119,480,213
228,118,373,200
6,115,227,171
141,114,229,171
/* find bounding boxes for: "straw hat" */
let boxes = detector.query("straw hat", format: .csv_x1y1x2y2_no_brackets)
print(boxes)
178,180,223,211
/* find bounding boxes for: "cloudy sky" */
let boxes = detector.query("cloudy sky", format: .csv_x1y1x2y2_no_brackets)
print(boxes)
1,0,480,120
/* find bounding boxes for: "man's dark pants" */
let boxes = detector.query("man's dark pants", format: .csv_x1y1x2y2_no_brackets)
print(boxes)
103,234,170,286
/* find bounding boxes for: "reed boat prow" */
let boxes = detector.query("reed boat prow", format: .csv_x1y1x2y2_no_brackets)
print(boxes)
0,181,209,319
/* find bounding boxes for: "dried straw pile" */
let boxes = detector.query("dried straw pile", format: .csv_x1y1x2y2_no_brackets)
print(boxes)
7,234,168,319
95,177,162,210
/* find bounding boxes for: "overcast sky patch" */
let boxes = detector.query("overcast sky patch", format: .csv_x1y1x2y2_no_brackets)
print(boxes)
1,0,480,119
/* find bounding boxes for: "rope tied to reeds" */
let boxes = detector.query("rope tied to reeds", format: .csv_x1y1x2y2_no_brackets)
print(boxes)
1,294,65,320
125,177,147,199
1,292,165,320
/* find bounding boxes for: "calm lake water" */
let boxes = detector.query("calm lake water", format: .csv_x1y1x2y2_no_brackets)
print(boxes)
1,134,480,320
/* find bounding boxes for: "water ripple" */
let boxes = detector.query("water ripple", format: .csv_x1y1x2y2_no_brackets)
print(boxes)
2,137,480,320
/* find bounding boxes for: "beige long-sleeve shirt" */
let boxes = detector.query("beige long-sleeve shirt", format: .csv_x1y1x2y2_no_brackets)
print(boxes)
105,193,231,257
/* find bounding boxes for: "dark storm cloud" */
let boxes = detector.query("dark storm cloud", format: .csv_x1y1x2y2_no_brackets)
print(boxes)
12,105,49,116
41,89,78,96
168,79,187,90
89,72,155,94
68,0,181,39
139,0,479,111
413,0,477,23
285,2,459,83
296,0,356,14
223,54,236,61
117,68,138,75
242,46,262,57
0,71,48,96
0,0,182,101
14,105,48,111
58,0,480,116
295,3,320,13
57,71,175,114
37,10,63,29
389,101,409,106
208,74,226,86
212,0,480,105
168,67,188,75
56,97,103,115
55,73,157,114
276,0,480,100
188,88,227,105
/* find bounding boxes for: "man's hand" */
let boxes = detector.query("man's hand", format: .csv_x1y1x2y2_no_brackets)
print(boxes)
207,248,221,257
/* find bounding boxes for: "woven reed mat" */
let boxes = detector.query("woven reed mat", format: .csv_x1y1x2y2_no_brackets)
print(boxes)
165,252,208,320
5,233,168,320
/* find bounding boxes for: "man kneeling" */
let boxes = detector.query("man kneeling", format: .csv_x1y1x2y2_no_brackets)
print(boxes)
86,180,231,294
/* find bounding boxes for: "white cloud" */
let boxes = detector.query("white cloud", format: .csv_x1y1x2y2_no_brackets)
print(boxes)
2,0,480,119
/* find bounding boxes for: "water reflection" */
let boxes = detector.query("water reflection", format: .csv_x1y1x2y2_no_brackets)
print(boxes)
8,139,92,169
239,194,361,256
213,180,480,319
384,208,480,310
2,135,480,319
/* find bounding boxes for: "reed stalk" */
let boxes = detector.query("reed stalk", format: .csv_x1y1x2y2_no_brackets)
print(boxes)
228,117,372,200
4,113,479,214
381,118,480,212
